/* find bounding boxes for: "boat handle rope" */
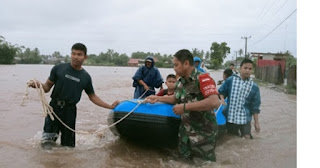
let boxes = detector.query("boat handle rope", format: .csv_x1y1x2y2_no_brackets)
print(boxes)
21,79,149,135
214,103,223,115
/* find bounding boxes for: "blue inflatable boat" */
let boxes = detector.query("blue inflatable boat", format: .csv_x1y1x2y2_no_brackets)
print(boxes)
108,99,226,146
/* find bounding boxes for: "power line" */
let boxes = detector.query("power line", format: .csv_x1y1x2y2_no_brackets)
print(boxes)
249,0,289,38
247,0,274,37
251,8,297,46
259,0,278,21
273,0,290,17
256,0,273,20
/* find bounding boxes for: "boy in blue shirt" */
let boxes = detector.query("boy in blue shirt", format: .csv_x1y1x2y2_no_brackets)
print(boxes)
218,58,261,139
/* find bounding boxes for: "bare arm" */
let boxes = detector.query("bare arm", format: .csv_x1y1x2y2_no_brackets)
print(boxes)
253,113,260,133
185,94,220,112
219,94,226,105
42,79,54,93
173,94,220,115
88,93,119,109
29,79,54,93
138,79,149,91
145,95,177,104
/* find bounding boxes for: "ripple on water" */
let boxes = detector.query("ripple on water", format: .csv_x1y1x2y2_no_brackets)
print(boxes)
26,127,119,151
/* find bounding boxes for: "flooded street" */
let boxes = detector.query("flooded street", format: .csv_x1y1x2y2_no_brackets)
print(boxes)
0,64,296,168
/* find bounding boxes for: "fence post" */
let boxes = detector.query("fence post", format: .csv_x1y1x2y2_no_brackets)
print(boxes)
287,65,297,89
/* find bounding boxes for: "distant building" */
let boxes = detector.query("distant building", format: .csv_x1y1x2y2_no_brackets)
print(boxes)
127,58,140,66
43,56,65,64
251,52,287,75
127,57,159,67
153,57,159,62
250,52,287,61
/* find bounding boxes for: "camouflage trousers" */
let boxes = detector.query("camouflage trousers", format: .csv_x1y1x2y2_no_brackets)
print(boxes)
178,124,218,161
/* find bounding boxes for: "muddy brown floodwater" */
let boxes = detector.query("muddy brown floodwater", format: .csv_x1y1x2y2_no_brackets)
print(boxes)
0,64,296,168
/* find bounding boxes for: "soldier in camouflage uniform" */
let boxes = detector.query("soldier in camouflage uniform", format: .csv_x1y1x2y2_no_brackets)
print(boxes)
146,49,220,162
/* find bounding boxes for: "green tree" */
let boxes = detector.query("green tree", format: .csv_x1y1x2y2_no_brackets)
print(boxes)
191,48,204,59
113,53,129,66
284,50,296,67
238,49,243,57
209,42,231,69
65,55,70,63
205,51,210,61
52,51,62,58
131,51,148,59
0,36,18,64
18,47,42,64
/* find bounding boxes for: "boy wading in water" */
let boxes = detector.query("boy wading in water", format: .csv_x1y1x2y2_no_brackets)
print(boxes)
219,58,261,139
29,43,119,149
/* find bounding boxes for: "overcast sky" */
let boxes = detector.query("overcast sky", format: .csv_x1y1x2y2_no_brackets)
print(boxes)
0,0,297,61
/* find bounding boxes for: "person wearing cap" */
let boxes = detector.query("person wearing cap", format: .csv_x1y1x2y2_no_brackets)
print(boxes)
132,56,163,99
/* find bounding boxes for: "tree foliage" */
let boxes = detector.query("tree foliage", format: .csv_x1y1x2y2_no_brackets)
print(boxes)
85,49,129,66
284,50,296,68
0,36,18,64
1,36,237,68
209,42,231,69
16,47,42,64
238,49,243,57
129,51,174,68
205,51,210,61
191,48,205,59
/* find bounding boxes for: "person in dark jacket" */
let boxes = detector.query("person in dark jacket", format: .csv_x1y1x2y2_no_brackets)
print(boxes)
132,56,163,99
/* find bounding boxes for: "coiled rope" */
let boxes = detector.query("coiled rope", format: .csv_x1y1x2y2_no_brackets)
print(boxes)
22,79,150,135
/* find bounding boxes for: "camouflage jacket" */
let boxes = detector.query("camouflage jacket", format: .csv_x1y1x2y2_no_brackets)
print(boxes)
175,69,218,137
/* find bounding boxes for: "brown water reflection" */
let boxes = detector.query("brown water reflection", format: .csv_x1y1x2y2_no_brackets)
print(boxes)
0,65,296,168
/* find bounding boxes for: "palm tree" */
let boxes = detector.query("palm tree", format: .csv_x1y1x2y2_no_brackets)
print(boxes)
238,49,243,57
0,35,7,45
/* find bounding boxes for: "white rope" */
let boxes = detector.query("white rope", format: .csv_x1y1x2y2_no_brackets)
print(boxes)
138,88,155,99
106,89,150,127
107,99,145,127
216,103,223,113
22,79,148,135
214,103,223,116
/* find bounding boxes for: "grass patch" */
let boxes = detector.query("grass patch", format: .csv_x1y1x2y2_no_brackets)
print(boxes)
286,85,297,95
253,78,296,95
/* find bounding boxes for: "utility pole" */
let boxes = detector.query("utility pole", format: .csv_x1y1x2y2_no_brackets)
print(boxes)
241,36,251,58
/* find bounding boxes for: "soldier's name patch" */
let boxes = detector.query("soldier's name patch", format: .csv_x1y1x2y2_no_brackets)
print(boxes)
199,73,218,97
201,78,210,82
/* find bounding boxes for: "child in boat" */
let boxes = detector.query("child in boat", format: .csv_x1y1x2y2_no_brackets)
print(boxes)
156,74,177,96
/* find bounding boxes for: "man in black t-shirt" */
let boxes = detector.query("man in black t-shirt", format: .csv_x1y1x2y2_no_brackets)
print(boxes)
29,43,119,148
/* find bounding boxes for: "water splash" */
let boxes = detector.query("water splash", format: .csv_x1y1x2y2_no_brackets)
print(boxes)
26,125,119,150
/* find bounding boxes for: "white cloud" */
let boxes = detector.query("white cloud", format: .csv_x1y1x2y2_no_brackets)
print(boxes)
0,0,297,58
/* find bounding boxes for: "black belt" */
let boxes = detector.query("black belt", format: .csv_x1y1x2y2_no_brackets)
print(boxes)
57,100,66,108
52,100,74,108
